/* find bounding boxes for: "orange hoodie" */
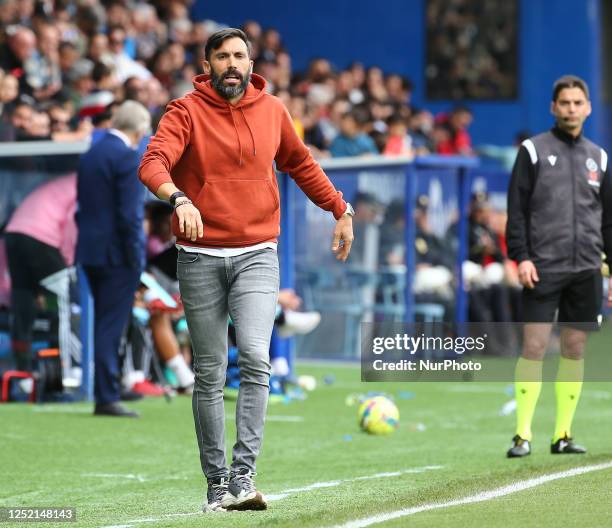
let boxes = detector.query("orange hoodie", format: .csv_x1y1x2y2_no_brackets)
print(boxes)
139,73,347,248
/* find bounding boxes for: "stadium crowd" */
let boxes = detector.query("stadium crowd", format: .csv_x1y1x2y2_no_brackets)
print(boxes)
0,0,474,157
425,0,518,99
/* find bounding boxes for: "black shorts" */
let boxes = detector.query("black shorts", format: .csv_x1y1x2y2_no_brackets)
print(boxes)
521,269,602,329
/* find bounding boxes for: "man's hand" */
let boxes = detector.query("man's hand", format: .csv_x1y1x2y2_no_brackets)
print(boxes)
175,199,204,242
331,215,354,262
518,260,539,289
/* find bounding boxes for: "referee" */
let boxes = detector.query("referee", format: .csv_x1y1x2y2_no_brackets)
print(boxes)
505,75,612,457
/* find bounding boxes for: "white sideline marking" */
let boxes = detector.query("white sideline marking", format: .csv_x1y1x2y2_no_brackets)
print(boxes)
331,461,612,528
102,513,201,528
82,473,189,483
83,473,147,483
266,466,443,501
98,465,442,528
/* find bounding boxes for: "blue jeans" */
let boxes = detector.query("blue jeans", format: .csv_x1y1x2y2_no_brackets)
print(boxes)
177,248,279,480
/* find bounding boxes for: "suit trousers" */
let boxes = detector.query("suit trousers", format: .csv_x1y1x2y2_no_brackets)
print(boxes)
84,266,141,405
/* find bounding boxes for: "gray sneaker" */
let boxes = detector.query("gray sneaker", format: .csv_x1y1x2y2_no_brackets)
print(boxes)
203,477,229,513
221,468,267,511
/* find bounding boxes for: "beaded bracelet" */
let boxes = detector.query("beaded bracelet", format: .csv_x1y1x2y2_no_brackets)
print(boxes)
174,200,193,210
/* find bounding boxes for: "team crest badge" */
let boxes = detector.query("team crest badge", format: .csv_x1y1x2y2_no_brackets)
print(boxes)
586,158,598,172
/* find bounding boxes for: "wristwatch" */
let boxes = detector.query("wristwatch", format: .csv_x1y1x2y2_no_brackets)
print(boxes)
169,191,186,206
343,202,355,217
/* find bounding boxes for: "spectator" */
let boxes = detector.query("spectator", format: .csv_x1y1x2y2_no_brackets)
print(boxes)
132,4,163,62
48,102,71,133
329,110,379,158
436,106,473,155
409,109,435,154
242,20,262,43
58,41,80,85
87,34,113,65
108,25,151,82
0,26,36,72
92,61,119,92
285,95,306,140
0,26,37,86
123,75,148,105
91,101,118,135
379,199,406,266
385,73,412,105
312,98,350,150
78,88,114,120
365,66,388,102
65,58,94,110
383,114,414,158
4,174,77,371
0,73,19,116
466,192,516,331
349,191,382,264
2,96,35,141
27,22,62,101
415,197,455,319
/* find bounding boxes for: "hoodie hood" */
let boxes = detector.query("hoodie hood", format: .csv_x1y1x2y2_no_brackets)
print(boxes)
192,72,267,108
191,73,267,166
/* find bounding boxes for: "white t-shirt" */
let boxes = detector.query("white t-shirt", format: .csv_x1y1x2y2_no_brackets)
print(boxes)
176,242,277,257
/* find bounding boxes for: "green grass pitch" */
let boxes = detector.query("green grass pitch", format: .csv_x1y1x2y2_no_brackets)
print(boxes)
2,327,612,527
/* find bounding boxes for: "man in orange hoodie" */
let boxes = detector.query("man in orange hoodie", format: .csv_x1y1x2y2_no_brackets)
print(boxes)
138,28,354,513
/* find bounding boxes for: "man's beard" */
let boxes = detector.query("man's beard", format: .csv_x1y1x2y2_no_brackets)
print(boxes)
211,67,250,100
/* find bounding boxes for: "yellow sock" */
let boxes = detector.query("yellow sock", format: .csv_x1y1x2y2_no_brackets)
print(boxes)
514,357,543,441
553,356,584,443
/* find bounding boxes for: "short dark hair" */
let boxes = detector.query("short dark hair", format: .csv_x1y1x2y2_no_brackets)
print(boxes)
92,61,111,83
386,113,406,127
59,41,77,52
552,75,590,101
204,28,251,61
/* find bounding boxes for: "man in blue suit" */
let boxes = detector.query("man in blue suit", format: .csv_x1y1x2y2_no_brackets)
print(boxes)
76,100,151,417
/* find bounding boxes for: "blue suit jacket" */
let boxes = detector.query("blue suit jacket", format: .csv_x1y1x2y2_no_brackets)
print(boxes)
76,131,145,269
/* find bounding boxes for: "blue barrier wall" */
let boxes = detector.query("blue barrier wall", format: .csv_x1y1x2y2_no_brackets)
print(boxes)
193,0,606,148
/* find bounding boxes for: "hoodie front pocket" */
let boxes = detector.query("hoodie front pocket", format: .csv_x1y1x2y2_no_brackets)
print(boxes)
265,178,280,209
194,179,280,243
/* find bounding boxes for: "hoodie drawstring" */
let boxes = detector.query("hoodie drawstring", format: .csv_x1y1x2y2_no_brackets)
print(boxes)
229,107,257,166
240,107,257,157
228,106,243,166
